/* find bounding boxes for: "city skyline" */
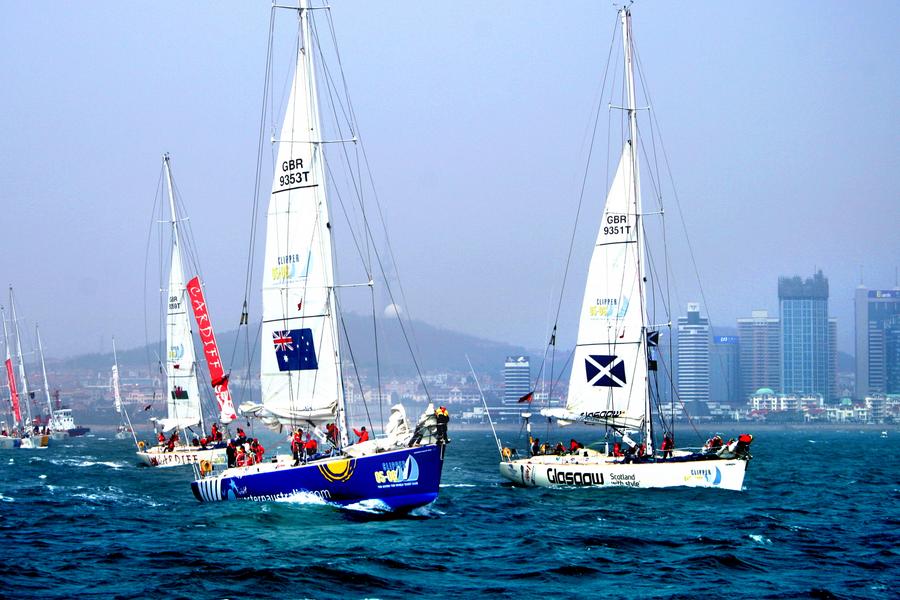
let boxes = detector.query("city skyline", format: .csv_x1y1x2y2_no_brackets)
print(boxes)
0,1,898,359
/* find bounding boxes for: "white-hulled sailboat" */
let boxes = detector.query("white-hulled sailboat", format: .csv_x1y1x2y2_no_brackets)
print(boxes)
191,0,446,512
136,155,228,469
112,339,136,441
1,289,50,449
499,7,752,491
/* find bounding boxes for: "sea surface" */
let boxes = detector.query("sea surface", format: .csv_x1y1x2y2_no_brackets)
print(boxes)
1,427,897,599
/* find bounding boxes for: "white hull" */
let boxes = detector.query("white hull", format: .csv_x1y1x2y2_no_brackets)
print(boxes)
19,435,51,449
500,452,748,491
137,445,227,469
0,436,17,449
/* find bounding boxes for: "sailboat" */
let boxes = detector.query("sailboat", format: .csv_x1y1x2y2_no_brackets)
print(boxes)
136,155,228,469
1,288,50,449
112,339,136,441
36,325,69,440
499,7,752,491
191,0,446,511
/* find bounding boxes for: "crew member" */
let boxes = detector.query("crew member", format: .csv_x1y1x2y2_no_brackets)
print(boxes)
303,435,318,461
569,438,582,453
661,433,674,459
435,406,450,444
353,426,369,443
291,429,303,466
226,440,237,468
530,437,540,456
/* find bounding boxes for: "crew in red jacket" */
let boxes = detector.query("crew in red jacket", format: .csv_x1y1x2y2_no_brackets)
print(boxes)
353,426,369,443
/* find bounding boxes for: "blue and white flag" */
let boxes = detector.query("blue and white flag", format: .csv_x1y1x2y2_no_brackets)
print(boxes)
585,354,626,388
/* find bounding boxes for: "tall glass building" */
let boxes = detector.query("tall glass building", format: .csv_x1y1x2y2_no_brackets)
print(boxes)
854,287,900,397
503,356,531,405
779,270,832,399
675,303,710,405
710,335,740,404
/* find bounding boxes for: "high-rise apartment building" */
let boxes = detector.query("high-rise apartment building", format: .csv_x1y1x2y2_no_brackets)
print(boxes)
737,309,781,402
779,270,832,399
710,335,740,404
676,303,710,405
503,356,531,405
855,287,900,398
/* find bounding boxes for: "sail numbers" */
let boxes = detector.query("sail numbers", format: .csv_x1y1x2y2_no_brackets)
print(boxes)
603,213,631,236
276,157,312,191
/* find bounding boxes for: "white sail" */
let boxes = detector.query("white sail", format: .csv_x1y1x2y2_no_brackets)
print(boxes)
565,142,648,431
159,157,202,433
249,7,343,430
112,364,122,414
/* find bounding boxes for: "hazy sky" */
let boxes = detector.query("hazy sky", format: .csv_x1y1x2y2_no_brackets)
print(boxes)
1,1,897,359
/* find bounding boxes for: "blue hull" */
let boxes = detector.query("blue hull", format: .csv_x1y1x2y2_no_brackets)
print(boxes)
191,444,445,513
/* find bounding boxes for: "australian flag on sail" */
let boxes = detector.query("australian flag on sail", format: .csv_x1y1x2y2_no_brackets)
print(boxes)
273,329,318,372
585,355,626,388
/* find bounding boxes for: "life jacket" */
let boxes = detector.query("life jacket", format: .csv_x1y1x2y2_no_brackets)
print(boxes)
738,433,753,444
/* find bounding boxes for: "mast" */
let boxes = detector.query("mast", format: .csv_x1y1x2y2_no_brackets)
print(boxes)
301,0,348,447
9,288,34,428
36,325,55,427
620,7,654,454
162,154,204,434
113,337,139,446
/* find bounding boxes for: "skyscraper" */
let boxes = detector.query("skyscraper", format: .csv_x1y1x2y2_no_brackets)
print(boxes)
710,335,740,404
737,309,781,402
503,356,531,405
779,270,831,399
676,303,710,406
855,287,900,398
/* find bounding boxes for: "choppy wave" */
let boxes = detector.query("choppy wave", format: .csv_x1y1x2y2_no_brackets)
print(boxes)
0,429,897,598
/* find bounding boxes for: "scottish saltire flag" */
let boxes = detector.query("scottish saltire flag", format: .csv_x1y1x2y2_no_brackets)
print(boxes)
273,328,318,372
585,354,626,388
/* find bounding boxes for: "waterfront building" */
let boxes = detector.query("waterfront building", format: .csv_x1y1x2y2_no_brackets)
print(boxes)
503,356,531,405
675,303,710,406
779,270,833,400
710,335,740,404
854,287,900,397
737,310,781,403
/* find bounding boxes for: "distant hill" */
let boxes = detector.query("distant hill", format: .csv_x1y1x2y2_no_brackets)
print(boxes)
57,313,540,379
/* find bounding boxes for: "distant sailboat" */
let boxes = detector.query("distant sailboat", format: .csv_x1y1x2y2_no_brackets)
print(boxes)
191,0,446,511
499,7,753,491
136,155,228,469
1,288,49,449
112,339,136,442
36,325,69,440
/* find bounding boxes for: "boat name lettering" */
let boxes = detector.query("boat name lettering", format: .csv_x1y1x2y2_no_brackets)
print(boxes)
240,489,332,502
283,158,304,171
609,473,635,481
547,468,604,486
277,254,302,265
581,410,626,420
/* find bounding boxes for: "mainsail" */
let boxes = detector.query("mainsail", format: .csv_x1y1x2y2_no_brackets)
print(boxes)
242,8,343,430
563,142,648,432
157,156,203,433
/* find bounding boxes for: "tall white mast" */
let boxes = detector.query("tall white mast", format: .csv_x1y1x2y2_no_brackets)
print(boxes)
299,0,349,446
36,325,55,426
620,7,654,453
9,288,33,427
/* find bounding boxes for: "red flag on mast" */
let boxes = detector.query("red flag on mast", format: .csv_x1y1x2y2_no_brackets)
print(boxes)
186,277,237,423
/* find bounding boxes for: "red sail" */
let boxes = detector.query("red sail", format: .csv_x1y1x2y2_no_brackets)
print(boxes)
186,277,237,423
5,358,21,425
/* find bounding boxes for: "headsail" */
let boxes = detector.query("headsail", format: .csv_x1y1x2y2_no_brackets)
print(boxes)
564,142,648,432
158,156,203,433
242,6,343,430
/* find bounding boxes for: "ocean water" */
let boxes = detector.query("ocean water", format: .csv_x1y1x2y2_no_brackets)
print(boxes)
1,427,897,599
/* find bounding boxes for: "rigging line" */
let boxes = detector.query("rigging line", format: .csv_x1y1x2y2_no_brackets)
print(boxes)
236,6,276,393
633,43,720,341
143,169,165,391
334,292,374,433
535,14,620,393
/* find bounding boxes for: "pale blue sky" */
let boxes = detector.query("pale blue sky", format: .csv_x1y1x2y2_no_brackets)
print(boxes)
1,1,897,358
